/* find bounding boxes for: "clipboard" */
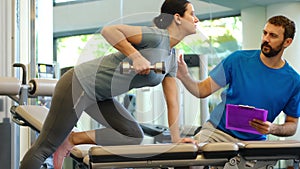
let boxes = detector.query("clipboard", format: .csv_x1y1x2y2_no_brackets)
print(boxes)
225,104,268,134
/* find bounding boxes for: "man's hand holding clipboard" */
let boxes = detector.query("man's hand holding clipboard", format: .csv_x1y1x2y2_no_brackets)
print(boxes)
249,118,272,135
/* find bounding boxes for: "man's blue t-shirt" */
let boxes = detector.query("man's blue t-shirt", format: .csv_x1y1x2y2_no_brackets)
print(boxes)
209,50,300,140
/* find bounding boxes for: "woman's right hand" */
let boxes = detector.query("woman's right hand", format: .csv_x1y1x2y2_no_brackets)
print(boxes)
130,53,151,75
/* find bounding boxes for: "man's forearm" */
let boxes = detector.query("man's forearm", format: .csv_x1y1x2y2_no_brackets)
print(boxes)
270,122,297,137
178,74,201,98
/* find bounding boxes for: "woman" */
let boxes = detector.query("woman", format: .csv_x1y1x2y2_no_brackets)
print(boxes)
20,0,199,168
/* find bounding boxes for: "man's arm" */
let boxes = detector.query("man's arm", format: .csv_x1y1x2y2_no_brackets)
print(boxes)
250,115,298,136
176,54,221,98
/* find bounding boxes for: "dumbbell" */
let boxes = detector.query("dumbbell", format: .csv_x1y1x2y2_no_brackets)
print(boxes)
120,62,165,74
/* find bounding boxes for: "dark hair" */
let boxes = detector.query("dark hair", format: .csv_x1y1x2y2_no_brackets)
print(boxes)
153,0,190,29
268,15,296,39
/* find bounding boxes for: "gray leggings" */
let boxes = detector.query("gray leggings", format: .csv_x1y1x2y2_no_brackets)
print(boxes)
20,68,144,169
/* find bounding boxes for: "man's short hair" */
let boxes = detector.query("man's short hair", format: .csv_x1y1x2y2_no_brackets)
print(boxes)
268,15,296,40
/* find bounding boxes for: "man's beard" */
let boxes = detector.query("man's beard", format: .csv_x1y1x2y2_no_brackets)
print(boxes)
261,41,283,58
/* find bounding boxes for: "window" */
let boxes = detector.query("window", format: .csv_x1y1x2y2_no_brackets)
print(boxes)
55,33,116,69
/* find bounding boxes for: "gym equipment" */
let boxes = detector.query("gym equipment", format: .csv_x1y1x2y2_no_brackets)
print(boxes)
120,62,165,74
2,64,300,169
69,141,300,169
236,140,300,169
0,118,12,169
0,64,56,129
8,104,300,169
0,77,56,98
86,142,238,169
0,63,57,169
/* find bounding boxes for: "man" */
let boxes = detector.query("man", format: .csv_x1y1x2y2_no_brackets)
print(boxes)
177,15,300,142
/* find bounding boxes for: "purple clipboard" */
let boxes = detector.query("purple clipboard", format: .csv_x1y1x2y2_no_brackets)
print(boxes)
225,104,268,134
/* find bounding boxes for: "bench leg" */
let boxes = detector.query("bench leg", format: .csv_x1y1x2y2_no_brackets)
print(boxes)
223,156,278,169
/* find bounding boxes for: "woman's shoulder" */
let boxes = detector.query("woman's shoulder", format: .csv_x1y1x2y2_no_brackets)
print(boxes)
141,26,168,36
139,26,169,48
